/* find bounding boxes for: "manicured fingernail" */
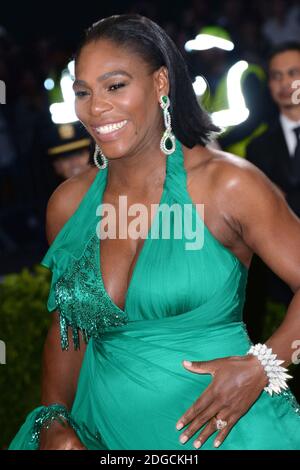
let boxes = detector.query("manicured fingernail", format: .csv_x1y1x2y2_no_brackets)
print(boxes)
183,360,192,366
214,440,221,448
180,434,188,444
176,421,184,430
194,440,202,449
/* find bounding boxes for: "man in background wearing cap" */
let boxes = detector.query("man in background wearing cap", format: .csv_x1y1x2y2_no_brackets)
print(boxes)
47,122,92,181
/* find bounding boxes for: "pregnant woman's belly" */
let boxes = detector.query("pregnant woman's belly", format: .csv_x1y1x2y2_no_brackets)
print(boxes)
71,323,272,450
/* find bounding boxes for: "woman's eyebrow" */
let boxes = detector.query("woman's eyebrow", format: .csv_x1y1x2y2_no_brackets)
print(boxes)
73,70,133,87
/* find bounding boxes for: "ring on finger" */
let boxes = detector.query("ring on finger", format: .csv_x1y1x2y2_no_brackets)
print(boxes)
215,417,228,431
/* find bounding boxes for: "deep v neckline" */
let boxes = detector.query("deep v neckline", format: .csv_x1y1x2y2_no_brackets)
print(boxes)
96,143,180,315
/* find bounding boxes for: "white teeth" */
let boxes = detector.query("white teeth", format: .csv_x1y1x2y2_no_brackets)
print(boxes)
96,120,127,134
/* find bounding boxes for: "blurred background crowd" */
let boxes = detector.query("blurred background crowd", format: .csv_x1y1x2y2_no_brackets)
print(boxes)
1,0,300,448
1,0,300,272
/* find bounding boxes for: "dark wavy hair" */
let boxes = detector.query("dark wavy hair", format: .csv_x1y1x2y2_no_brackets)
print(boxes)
74,14,220,149
268,41,300,64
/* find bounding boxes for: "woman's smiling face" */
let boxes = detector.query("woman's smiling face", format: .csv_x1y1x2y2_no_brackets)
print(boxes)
74,39,169,159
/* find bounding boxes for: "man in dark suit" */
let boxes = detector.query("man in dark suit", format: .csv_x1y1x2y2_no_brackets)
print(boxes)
246,42,300,306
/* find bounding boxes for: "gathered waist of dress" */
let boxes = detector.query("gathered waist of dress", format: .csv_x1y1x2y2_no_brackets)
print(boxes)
90,320,253,370
97,318,252,346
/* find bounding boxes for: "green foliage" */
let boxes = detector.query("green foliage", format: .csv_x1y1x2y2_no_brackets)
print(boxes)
0,265,51,449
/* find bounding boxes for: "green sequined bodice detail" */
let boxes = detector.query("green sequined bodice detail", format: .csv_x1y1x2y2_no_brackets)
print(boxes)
54,232,129,350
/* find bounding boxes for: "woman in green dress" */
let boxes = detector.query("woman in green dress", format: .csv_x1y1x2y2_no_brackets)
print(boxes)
9,14,300,450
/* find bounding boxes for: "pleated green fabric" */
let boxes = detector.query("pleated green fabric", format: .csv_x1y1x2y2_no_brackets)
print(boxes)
9,140,300,450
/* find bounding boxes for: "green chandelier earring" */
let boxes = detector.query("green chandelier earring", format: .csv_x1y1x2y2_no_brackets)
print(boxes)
159,95,176,155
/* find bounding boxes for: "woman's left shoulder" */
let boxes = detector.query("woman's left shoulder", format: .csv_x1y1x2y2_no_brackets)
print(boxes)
191,145,284,203
185,146,300,286
188,145,291,241
202,149,300,293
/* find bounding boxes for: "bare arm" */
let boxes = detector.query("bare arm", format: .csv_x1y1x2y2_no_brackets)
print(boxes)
39,312,87,449
39,170,95,449
225,161,300,367
41,311,86,409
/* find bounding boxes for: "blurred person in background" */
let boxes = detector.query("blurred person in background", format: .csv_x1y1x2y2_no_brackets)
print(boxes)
216,0,244,45
185,26,270,158
46,122,92,181
175,0,214,53
262,0,300,47
246,42,300,306
237,18,266,65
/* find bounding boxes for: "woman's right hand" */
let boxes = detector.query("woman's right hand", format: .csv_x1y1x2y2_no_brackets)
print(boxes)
39,420,87,450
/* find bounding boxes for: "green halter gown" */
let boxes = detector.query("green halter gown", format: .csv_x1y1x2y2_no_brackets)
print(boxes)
9,140,300,450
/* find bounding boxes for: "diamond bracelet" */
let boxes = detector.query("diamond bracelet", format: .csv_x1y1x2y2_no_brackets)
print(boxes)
247,343,293,396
